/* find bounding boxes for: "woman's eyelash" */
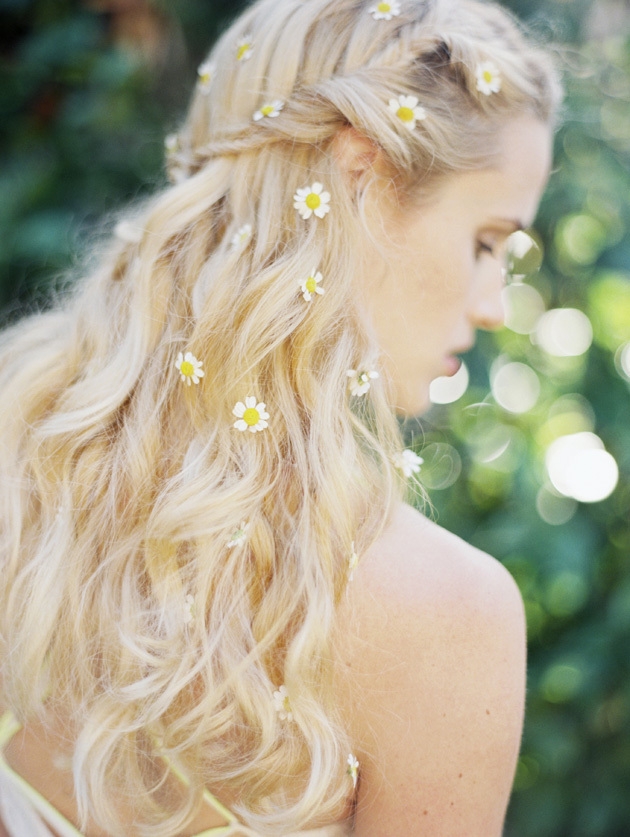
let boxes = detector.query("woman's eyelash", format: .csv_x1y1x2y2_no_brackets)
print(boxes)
476,241,495,256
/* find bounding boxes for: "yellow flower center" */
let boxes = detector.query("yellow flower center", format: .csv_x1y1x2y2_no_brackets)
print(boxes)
236,43,251,60
260,104,274,116
283,695,291,713
305,192,321,210
397,106,414,123
242,407,260,426
305,275,317,294
377,2,391,11
180,361,194,377
199,72,211,84
483,70,494,83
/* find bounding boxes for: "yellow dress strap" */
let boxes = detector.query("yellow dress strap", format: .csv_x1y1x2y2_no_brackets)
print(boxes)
0,711,248,837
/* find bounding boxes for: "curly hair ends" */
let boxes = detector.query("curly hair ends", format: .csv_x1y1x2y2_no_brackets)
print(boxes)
0,0,561,834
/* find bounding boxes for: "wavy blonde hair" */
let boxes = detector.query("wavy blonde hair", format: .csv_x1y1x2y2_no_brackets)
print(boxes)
0,0,561,834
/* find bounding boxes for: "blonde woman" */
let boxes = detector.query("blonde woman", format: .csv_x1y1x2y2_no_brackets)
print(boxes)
0,0,561,834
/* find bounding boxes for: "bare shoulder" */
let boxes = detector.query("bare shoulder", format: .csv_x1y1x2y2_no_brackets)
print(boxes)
333,502,526,837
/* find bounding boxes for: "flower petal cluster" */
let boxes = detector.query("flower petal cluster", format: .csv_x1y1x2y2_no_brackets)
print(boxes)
394,448,424,478
347,754,360,788
197,61,214,94
236,36,253,62
300,269,325,302
347,369,379,397
273,685,294,722
476,61,502,95
227,522,249,549
294,183,331,220
253,100,284,121
388,94,427,131
114,220,143,244
231,223,253,250
369,1,401,20
233,397,270,432
176,352,204,386
183,594,196,625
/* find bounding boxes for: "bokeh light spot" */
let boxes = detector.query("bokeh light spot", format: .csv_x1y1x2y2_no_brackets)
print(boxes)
555,213,607,265
546,432,619,503
545,571,589,617
417,443,462,490
429,361,469,404
614,342,630,381
536,486,578,525
534,308,593,357
491,360,540,413
502,282,546,335
505,230,542,277
541,663,584,703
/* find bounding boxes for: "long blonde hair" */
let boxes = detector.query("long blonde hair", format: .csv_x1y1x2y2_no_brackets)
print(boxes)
0,0,561,834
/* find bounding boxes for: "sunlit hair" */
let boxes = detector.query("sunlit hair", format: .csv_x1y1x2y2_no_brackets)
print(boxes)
0,0,561,834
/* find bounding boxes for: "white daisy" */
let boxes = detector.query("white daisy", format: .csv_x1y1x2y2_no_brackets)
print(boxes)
393,448,424,478
300,268,325,302
176,352,204,386
347,754,360,789
476,61,502,96
236,36,254,62
197,61,214,94
231,223,253,250
233,396,270,432
183,594,196,625
164,133,179,155
348,541,359,582
293,182,331,220
273,685,294,722
253,100,284,121
369,1,401,20
114,219,143,244
227,522,249,549
388,94,427,131
347,369,379,397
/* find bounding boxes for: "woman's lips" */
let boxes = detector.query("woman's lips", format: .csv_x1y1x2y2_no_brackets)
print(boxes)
442,355,462,377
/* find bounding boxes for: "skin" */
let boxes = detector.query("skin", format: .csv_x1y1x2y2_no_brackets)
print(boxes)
330,115,553,835
354,115,553,415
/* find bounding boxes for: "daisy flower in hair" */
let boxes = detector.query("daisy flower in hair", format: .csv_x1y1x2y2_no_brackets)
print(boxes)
183,594,196,625
253,100,284,121
231,223,253,250
347,754,360,789
273,685,293,722
197,61,214,94
227,522,249,549
476,61,502,95
176,352,204,386
236,35,254,62
388,95,427,131
347,369,379,397
294,182,331,220
114,219,143,244
300,268,325,302
393,448,424,478
233,396,269,432
369,1,401,20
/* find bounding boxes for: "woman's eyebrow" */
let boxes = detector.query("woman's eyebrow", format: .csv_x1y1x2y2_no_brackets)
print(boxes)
485,218,526,233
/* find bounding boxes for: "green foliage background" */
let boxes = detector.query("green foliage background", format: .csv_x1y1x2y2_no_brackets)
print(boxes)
1,1,629,834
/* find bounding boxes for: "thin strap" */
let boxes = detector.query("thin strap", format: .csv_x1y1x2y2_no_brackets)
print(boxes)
0,711,254,837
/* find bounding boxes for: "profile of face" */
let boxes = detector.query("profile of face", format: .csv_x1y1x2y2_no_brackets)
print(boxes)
357,115,553,416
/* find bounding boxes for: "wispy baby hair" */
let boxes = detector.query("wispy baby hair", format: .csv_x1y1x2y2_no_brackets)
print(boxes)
0,0,561,834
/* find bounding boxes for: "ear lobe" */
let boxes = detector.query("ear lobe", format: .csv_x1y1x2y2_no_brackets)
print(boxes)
331,126,381,178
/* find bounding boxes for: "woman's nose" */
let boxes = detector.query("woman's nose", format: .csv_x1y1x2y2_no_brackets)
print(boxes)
469,265,505,331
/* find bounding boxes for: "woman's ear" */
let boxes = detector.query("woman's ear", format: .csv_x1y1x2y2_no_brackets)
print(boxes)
331,127,386,184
